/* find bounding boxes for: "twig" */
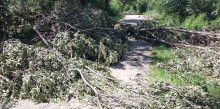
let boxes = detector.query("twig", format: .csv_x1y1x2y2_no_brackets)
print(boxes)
76,69,102,109
1,71,25,89
84,66,116,81
161,86,196,108
83,27,114,31
0,74,10,82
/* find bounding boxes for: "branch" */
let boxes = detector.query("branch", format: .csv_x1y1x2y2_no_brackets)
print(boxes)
76,69,102,108
140,27,220,39
140,36,220,54
1,71,25,89
84,66,116,81
161,86,196,108
33,26,52,49
0,74,10,82
33,24,103,107
41,19,115,37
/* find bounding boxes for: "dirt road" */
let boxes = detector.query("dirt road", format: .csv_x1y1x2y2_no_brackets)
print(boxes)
110,39,152,84
118,13,145,26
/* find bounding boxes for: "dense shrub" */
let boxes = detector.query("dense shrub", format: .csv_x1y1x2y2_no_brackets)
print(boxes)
182,14,208,30
144,0,220,31
124,4,136,13
210,16,220,30
163,0,219,20
136,1,147,13
109,0,124,16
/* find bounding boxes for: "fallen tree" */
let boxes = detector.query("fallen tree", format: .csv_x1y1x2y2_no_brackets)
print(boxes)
139,36,220,54
140,27,220,39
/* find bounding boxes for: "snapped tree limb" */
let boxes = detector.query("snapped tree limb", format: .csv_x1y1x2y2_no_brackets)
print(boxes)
140,36,220,54
140,27,220,39
33,26,52,49
76,69,103,108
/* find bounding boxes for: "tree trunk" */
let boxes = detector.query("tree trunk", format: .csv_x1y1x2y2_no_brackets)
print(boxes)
140,27,220,39
105,0,109,12
80,0,86,6
139,36,220,54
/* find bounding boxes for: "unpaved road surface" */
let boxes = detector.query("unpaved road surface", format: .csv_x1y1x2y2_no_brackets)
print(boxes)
11,99,96,109
110,39,152,84
111,14,152,84
118,13,145,26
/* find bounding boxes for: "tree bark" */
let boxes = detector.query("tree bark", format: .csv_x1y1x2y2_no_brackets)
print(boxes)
33,26,52,49
105,0,109,12
80,0,86,6
140,27,220,39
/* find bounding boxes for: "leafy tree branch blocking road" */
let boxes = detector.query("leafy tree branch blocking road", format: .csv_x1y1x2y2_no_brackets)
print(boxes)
1,0,220,108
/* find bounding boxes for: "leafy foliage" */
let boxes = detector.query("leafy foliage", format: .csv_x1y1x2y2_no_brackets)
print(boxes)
163,0,220,20
144,0,220,30
182,14,208,30
0,29,131,104
0,0,132,108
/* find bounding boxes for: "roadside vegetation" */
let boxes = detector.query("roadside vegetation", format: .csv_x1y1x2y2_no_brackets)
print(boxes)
147,44,220,108
134,0,220,108
150,44,220,96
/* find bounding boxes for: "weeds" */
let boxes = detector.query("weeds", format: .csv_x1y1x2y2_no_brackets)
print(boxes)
182,14,208,30
151,44,177,64
149,43,220,108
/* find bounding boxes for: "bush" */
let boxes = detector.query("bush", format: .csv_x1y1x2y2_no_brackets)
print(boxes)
124,4,137,13
155,12,181,27
182,14,208,30
109,0,124,16
210,16,220,30
136,1,147,13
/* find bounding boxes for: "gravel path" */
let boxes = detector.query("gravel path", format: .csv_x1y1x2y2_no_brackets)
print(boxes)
110,39,152,84
111,14,152,84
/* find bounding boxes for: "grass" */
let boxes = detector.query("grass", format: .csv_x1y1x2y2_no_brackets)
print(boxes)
150,68,205,85
150,44,220,97
206,82,220,97
151,44,177,64
150,68,220,97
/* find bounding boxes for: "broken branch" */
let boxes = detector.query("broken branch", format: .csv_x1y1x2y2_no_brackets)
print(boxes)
140,27,220,39
76,69,102,108
84,66,116,81
140,36,220,54
33,26,52,49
